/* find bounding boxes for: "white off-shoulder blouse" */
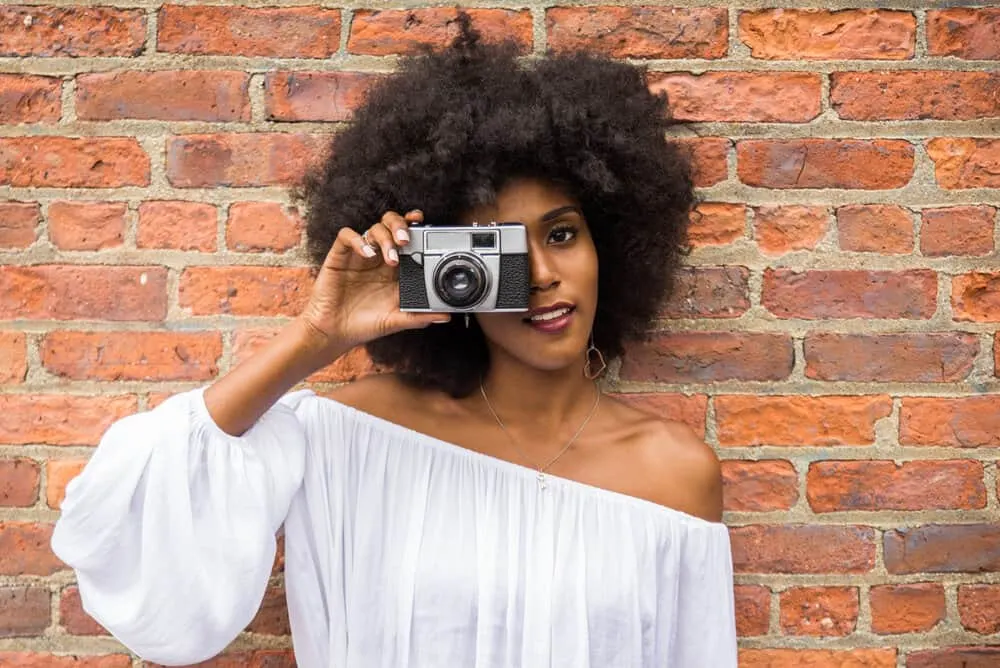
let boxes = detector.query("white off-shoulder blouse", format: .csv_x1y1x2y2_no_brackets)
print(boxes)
51,388,738,667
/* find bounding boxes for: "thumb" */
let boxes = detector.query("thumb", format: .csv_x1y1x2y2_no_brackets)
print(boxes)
393,311,453,331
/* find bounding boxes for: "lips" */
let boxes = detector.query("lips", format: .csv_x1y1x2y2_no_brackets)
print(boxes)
524,302,576,322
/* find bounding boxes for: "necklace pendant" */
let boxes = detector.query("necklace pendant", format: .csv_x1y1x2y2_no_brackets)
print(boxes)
537,471,547,490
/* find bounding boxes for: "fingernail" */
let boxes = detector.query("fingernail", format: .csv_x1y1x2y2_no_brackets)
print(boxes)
388,248,399,263
432,318,450,324
396,229,410,243
362,245,376,258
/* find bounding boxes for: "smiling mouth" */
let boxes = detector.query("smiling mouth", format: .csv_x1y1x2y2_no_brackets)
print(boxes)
523,304,576,324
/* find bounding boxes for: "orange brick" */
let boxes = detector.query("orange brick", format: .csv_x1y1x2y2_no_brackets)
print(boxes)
735,585,770,636
738,139,914,189
265,72,378,123
41,331,221,381
921,206,995,257
0,137,149,188
870,583,945,634
0,522,62,575
547,7,727,59
884,524,1000,574
674,138,730,187
928,8,1000,60
958,585,1000,634
137,201,217,252
740,648,896,668
0,201,40,248
0,586,50,637
763,269,936,319
927,138,1000,189
780,586,858,636
226,202,302,253
0,458,39,507
836,204,913,254
58,586,108,636
722,460,798,512
158,5,339,58
45,460,86,510
0,74,60,123
0,653,130,667
900,397,1000,447
652,72,820,123
688,203,744,248
753,205,828,255
47,201,126,251
952,272,1000,322
730,524,876,574
76,70,250,122
832,71,1000,120
0,331,26,383
180,267,312,317
350,9,531,56
716,395,892,447
166,134,328,188
804,332,979,382
0,395,136,446
621,332,793,383
739,9,915,60
660,266,749,319
0,6,145,57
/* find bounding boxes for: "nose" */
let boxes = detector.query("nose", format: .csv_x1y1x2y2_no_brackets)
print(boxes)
529,246,559,293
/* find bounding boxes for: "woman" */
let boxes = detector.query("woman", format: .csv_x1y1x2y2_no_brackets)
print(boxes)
52,18,737,667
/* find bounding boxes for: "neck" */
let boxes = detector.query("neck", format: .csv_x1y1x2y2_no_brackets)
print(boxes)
477,346,598,440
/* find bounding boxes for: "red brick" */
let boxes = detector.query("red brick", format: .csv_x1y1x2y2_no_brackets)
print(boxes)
739,9,915,60
804,333,979,382
247,585,290,635
928,9,1000,60
47,201,126,251
137,201,217,252
716,395,892,447
740,649,896,668
721,460,798,512
233,328,377,384
180,267,311,317
688,203,744,248
0,74,60,123
870,583,945,634
547,7,726,59
996,333,1000,378
753,205,828,254
652,72,820,123
675,138,729,187
610,393,707,439
167,133,328,188
660,266,749,319
0,522,61,575
226,202,302,253
885,524,1000,573
0,395,136,446
907,647,1000,668
0,459,39,507
45,460,86,510
738,139,914,190
921,206,996,257
953,272,1000,322
0,331,26,383
620,332,793,383
763,269,936,320
730,524,876,574
59,586,107,636
41,331,221,382
734,585,769,637
158,5,339,58
900,397,1000,448
836,204,913,254
351,9,532,56
832,71,1000,121
927,138,1000,189
0,6,145,57
0,201,39,248
0,137,149,188
958,585,1000,634
807,460,985,512
76,70,250,122
0,586,49,638
0,265,167,321
0,654,130,668
265,72,378,122
780,586,858,637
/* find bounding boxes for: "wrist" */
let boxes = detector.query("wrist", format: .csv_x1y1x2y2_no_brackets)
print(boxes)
285,317,348,374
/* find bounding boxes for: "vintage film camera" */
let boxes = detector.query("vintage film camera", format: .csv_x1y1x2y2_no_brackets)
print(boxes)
398,222,530,313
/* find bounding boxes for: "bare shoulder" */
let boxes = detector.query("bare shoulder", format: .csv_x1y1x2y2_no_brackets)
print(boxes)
324,373,413,420
606,398,724,523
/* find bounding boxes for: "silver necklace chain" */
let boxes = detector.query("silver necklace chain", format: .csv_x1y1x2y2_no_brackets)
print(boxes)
478,380,601,489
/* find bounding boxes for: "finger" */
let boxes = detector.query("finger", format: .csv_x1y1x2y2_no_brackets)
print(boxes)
331,227,376,264
365,222,398,265
395,311,451,330
380,211,413,245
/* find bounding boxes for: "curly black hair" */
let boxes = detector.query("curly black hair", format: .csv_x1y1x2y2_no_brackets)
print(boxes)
299,15,694,398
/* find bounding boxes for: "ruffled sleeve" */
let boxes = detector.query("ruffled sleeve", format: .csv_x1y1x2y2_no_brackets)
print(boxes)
51,388,312,666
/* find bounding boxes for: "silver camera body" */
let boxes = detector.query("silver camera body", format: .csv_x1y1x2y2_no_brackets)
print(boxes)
398,223,530,313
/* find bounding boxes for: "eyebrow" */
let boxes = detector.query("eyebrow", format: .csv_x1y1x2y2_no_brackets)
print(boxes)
540,205,583,222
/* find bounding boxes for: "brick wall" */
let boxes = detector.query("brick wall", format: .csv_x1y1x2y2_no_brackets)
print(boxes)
1,3,998,667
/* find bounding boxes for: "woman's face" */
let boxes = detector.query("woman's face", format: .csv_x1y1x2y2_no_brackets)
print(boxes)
460,177,599,373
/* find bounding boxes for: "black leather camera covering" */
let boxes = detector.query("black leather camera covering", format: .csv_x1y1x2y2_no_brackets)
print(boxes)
497,253,530,309
399,255,430,309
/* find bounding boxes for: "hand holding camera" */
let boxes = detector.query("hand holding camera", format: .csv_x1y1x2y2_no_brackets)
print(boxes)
297,210,449,357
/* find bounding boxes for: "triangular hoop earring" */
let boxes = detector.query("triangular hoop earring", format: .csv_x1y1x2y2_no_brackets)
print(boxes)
584,334,607,379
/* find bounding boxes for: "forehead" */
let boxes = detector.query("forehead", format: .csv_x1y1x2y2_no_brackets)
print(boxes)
462,177,579,225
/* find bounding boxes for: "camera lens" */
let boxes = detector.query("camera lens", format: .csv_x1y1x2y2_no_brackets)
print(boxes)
434,254,488,308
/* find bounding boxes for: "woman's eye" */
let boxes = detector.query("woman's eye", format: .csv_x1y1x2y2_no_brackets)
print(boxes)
548,226,577,244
